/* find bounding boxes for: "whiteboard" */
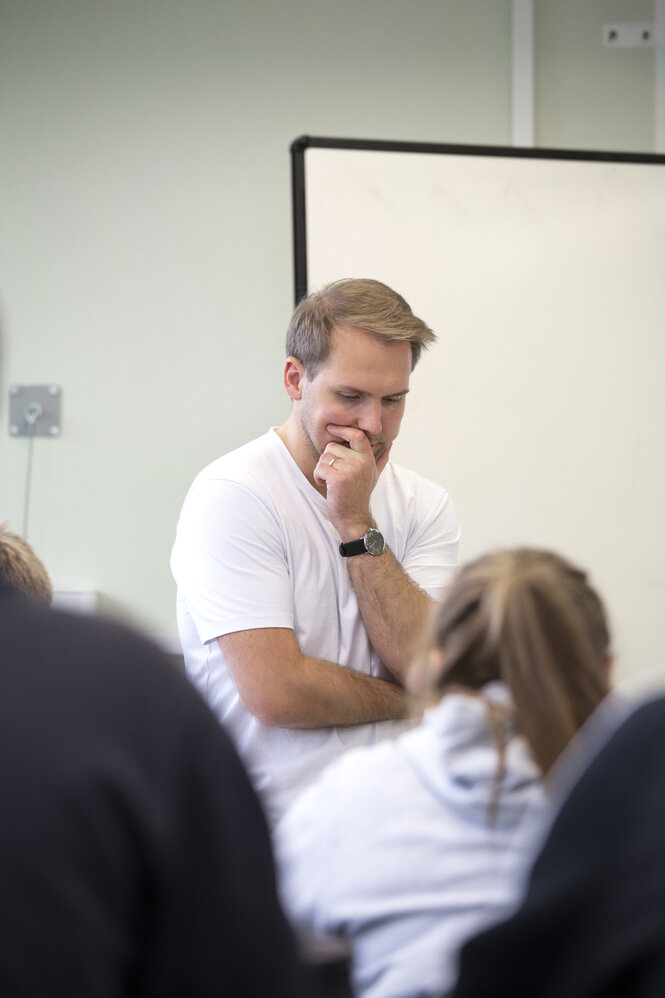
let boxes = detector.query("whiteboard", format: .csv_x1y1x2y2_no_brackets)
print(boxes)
291,136,665,692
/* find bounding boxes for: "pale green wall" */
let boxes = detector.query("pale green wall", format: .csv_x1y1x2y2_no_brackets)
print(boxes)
0,0,657,646
535,0,655,151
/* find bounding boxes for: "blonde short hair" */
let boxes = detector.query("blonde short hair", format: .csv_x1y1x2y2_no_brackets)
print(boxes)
0,523,53,603
286,278,436,376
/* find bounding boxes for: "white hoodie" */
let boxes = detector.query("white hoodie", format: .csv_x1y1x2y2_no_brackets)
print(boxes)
274,682,547,998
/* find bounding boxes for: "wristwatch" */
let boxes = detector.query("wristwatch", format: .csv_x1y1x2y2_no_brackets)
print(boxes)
339,527,385,558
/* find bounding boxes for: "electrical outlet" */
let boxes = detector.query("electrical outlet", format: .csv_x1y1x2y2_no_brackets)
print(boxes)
603,22,653,48
9,385,62,437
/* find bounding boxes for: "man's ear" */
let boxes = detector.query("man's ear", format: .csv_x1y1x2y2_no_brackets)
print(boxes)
284,357,305,400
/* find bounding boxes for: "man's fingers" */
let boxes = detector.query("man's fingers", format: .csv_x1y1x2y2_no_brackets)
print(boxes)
326,424,372,453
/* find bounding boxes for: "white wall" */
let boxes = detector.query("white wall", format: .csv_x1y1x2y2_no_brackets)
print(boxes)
0,0,657,650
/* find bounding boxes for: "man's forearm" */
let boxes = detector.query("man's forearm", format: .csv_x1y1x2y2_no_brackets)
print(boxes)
286,655,413,728
219,630,417,730
313,429,439,685
347,546,435,684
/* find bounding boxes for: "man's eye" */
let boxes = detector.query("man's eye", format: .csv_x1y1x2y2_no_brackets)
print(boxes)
384,397,403,405
339,394,360,402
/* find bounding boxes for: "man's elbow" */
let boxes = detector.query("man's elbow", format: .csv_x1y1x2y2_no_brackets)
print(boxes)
237,686,300,729
379,654,411,688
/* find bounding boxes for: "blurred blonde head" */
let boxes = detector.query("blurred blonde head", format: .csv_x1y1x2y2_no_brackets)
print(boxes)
411,548,611,775
0,523,53,604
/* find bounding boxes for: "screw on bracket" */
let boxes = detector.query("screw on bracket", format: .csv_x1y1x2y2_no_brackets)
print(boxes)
8,385,62,437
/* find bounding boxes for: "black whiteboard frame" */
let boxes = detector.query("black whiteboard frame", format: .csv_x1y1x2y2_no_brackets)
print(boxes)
290,134,665,304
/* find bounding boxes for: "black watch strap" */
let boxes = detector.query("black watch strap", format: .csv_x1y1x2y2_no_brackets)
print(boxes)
339,537,368,557
339,527,385,558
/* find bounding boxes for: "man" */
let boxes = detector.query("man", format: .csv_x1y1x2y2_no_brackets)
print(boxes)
452,694,665,997
0,570,308,995
171,278,460,823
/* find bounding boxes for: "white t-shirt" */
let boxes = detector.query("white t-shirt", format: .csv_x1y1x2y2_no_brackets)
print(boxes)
171,428,460,824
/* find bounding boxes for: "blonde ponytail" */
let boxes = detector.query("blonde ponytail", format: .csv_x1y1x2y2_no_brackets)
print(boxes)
419,549,611,775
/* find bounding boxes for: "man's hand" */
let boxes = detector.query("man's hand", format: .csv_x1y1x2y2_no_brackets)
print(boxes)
313,423,392,540
311,422,438,685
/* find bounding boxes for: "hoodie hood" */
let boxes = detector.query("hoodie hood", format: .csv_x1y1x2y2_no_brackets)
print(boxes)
398,681,542,830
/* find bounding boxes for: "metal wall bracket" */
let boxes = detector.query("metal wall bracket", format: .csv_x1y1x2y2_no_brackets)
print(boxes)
9,385,62,437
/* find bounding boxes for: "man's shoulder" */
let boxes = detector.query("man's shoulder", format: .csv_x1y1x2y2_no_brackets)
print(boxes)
187,429,291,500
198,429,277,478
380,460,451,507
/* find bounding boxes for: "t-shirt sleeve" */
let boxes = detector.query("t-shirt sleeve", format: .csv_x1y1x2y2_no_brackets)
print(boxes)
400,483,461,600
171,477,296,643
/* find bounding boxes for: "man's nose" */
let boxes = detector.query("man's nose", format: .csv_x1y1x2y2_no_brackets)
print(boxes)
356,400,382,436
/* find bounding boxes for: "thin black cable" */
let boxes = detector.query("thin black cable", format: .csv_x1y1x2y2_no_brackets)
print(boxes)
22,426,37,539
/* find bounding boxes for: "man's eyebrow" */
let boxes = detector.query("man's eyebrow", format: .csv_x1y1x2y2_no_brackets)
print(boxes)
334,386,410,398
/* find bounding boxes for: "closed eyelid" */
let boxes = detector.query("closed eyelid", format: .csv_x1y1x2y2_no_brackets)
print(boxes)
335,389,408,402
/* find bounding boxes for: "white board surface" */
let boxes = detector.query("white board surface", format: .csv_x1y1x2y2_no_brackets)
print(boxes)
295,140,665,692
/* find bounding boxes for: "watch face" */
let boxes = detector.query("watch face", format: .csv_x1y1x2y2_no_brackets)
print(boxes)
365,528,385,556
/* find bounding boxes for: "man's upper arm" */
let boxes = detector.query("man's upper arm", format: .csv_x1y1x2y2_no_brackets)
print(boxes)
172,479,295,643
218,628,304,728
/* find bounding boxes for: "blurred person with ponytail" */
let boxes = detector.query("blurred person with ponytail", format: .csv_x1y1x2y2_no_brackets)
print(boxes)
274,548,613,998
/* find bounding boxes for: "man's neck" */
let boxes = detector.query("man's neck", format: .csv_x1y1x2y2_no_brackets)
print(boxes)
275,418,323,494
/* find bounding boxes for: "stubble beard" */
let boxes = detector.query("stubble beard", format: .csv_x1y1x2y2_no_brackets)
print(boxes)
298,405,324,465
